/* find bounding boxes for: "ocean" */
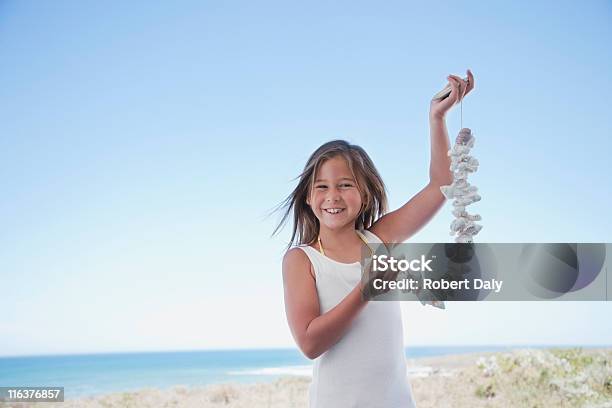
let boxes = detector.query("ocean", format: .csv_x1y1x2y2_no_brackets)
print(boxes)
0,345,557,398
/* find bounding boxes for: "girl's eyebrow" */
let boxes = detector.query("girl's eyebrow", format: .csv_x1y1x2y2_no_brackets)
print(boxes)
315,177,355,183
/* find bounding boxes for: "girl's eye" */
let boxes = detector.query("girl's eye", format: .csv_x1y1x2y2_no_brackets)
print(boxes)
314,183,354,189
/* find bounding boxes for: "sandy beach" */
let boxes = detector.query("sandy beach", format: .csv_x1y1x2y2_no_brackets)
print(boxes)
2,347,611,408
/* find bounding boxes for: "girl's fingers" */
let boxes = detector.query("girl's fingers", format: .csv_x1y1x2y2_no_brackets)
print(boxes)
449,74,468,102
455,76,467,102
464,70,473,95
444,78,455,105
459,79,467,102
465,69,475,95
449,77,461,104
452,78,464,103
446,78,456,106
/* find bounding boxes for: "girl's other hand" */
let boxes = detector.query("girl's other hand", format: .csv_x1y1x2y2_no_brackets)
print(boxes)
429,69,475,121
359,257,401,300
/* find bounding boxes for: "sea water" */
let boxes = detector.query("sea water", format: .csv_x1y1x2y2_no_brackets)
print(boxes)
0,346,557,398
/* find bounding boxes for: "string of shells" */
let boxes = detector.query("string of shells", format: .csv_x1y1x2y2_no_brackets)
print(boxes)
440,128,482,243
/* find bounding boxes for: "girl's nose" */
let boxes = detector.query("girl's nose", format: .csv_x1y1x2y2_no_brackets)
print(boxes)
325,186,343,202
326,192,341,202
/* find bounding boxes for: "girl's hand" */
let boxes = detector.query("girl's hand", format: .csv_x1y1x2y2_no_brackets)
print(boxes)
359,256,401,300
429,69,475,120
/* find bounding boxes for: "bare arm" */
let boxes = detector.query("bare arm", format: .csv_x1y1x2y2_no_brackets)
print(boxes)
282,248,368,360
370,115,453,244
428,116,454,185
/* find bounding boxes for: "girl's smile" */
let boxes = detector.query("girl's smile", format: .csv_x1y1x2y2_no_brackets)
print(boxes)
323,208,345,214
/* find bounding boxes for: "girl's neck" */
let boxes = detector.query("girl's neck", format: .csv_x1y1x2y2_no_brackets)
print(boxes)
317,225,361,252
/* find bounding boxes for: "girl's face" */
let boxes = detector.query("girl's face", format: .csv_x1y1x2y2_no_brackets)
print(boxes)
307,156,363,231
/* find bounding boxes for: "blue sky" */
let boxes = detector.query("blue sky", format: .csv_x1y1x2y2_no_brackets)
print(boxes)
1,0,611,357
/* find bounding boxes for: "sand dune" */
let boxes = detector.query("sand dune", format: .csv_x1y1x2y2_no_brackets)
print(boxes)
2,348,611,408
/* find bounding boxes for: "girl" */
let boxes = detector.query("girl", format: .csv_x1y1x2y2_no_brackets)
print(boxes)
274,70,474,407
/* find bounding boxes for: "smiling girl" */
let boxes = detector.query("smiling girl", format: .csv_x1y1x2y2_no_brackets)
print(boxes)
273,70,474,407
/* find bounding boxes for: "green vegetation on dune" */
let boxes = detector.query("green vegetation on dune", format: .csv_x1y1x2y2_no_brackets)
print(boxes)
472,348,612,407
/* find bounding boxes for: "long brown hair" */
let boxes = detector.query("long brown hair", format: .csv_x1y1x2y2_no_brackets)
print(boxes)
271,140,388,250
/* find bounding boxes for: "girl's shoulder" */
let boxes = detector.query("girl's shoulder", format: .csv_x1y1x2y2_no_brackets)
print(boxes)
283,245,316,280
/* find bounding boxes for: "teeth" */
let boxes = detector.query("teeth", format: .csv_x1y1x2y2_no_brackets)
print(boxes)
324,208,344,214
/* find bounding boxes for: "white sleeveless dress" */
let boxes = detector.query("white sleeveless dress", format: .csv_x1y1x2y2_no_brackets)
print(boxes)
297,229,417,408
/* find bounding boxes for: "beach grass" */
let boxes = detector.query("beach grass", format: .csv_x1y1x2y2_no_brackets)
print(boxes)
2,347,610,408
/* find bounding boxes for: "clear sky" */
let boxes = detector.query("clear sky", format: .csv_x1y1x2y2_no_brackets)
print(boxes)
1,0,611,357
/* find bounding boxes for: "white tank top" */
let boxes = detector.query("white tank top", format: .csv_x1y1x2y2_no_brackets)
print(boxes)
297,229,417,408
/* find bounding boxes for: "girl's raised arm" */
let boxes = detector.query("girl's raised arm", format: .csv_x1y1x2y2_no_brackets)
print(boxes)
282,247,368,360
370,71,475,244
369,181,448,245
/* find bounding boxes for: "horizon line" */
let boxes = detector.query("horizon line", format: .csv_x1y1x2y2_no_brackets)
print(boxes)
2,343,611,359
